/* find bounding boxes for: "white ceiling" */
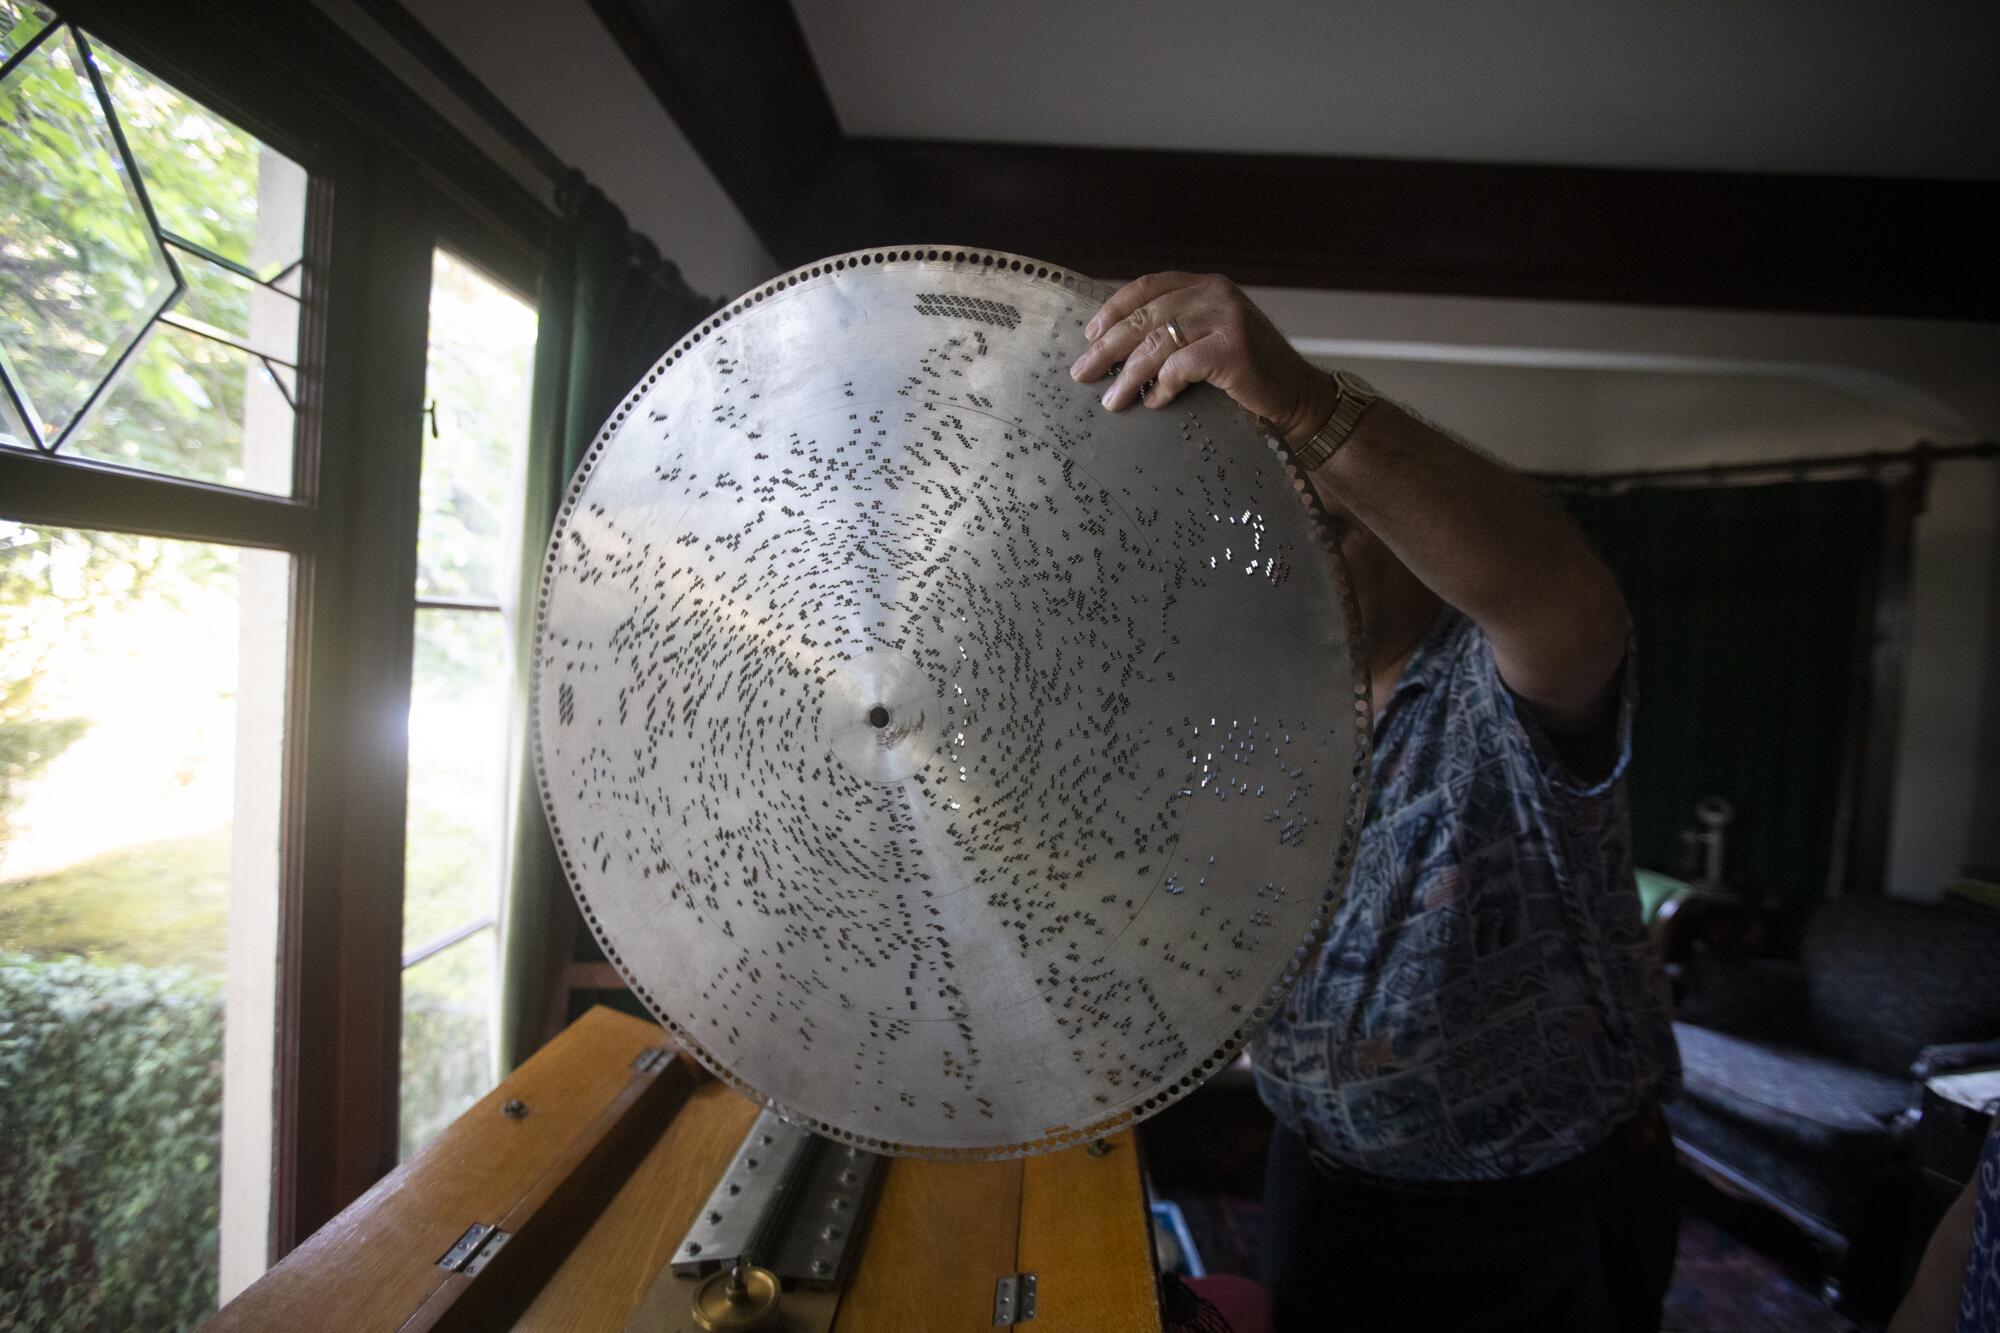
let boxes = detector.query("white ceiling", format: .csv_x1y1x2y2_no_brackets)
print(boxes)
793,0,2000,181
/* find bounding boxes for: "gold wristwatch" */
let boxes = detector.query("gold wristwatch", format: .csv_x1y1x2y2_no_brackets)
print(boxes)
1289,370,1380,472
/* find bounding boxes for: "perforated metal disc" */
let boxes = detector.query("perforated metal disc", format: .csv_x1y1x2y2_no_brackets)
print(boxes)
533,246,1369,1157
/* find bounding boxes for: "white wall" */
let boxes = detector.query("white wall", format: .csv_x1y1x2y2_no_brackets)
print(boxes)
1895,465,2000,893
1253,286,2000,900
797,0,2000,182
317,0,772,300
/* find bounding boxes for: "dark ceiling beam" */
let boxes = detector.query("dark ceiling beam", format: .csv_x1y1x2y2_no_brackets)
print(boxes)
588,0,840,244
792,139,1999,321
593,1,1999,320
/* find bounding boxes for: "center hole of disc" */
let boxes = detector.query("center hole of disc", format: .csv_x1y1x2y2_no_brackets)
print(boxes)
867,704,891,729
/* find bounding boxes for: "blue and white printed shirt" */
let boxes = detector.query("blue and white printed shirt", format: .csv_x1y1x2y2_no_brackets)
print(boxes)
1962,1117,2000,1333
1253,606,1680,1181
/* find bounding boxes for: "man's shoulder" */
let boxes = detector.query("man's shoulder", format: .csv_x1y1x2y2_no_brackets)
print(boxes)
1415,610,1519,737
1422,607,1634,803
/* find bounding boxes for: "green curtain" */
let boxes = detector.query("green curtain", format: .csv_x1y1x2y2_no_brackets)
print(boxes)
498,177,709,1071
1562,480,1883,941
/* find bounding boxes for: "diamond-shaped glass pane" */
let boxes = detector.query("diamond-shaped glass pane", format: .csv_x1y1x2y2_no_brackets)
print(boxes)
0,377,31,448
167,244,300,366
0,0,54,66
66,320,296,493
0,25,179,448
90,42,306,283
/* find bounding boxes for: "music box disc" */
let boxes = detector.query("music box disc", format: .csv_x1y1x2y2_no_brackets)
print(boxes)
533,246,1368,1157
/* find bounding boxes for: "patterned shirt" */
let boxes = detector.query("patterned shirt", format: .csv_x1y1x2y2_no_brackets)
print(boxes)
1963,1118,2000,1333
1253,606,1679,1181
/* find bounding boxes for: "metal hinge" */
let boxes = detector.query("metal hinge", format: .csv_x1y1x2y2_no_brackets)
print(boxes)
992,1272,1037,1325
633,1046,674,1074
437,1222,512,1276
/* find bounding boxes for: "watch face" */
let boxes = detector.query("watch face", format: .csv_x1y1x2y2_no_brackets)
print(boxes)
1336,371,1377,400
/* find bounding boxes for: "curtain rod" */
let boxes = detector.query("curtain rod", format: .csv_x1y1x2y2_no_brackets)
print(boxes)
353,0,569,190
350,0,712,303
1540,440,1997,490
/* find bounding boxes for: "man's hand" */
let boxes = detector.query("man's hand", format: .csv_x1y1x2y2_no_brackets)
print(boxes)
1069,272,1337,448
1072,270,1629,745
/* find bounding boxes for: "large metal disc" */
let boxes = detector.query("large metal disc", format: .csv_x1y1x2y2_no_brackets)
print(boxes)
533,246,1369,1157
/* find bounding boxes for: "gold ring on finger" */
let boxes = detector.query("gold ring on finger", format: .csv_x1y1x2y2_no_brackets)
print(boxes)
1164,319,1187,350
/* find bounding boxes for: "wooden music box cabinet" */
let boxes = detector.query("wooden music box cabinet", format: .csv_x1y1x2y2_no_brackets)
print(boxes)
209,1007,1164,1332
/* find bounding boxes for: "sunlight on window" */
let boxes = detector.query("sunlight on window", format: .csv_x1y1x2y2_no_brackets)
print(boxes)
399,249,536,1160
0,23,306,1319
0,521,289,1326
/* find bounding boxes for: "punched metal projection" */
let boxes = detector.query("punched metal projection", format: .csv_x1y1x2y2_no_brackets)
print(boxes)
534,247,1368,1157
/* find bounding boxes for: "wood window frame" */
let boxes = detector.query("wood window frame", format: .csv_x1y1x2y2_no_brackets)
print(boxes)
4,0,549,1261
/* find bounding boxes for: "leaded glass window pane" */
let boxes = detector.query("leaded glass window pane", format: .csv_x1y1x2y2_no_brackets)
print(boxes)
0,0,53,64
403,607,510,957
166,243,301,367
0,24,179,447
88,42,306,283
1,25,306,494
65,319,295,491
398,931,496,1161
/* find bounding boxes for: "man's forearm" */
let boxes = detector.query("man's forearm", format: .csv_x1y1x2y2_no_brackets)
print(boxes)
1305,393,1628,730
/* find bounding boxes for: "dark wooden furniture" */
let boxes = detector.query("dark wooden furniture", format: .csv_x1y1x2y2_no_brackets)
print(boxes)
210,1006,1163,1331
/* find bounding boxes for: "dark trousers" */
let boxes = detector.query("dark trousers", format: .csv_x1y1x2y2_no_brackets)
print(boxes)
1261,1113,1680,1333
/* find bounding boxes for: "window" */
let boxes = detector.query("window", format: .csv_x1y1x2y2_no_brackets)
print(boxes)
1,12,303,1323
1,0,551,1316
399,249,537,1158
0,524,289,1324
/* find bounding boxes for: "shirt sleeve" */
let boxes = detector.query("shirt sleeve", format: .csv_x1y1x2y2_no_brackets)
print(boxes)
1475,623,1637,802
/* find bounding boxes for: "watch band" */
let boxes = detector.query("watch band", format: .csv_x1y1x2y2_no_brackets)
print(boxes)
1289,372,1380,472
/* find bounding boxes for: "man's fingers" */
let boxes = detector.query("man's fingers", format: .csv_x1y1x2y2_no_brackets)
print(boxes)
1084,271,1196,342
1146,335,1225,409
1072,272,1323,432
1099,325,1185,411
1069,318,1141,384
1070,273,1200,381
1072,289,1198,385
1069,273,1272,418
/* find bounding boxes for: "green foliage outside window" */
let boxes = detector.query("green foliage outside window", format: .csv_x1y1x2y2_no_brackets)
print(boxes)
0,951,225,1332
1,24,273,474
1,22,536,1317
1,33,281,1325
2,24,271,807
